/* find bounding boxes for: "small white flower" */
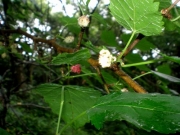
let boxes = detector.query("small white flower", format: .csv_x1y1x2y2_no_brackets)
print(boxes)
64,36,74,43
99,49,111,56
98,49,116,68
112,56,116,62
78,15,90,27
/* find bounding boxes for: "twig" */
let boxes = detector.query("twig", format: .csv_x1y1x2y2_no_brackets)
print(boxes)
10,79,27,92
59,0,67,14
11,87,33,94
76,28,85,50
11,103,50,109
111,63,147,93
88,59,147,93
95,67,110,94
0,28,73,53
2,69,10,79
90,0,101,15
76,0,101,50
0,28,147,93
166,0,180,12
122,34,144,58
161,0,180,19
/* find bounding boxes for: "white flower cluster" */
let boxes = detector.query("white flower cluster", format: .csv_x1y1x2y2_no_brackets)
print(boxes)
98,49,116,68
78,15,90,27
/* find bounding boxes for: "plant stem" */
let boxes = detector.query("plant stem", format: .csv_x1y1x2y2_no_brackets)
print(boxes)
133,71,152,80
118,31,136,60
121,60,157,67
56,86,65,135
67,73,97,79
166,0,180,12
171,15,180,22
78,0,85,15
122,34,144,58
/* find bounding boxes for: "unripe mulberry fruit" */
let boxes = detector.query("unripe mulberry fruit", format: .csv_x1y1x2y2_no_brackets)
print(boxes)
78,15,90,28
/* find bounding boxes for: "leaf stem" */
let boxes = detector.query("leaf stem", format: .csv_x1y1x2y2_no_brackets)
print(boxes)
121,60,157,67
133,71,152,80
78,0,85,15
56,86,65,135
118,31,136,60
171,15,180,22
67,73,97,79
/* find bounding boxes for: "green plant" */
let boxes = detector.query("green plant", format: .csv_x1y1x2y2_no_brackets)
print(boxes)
34,0,180,134
1,0,180,134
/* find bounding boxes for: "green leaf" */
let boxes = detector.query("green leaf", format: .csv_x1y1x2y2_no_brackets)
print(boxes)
152,70,180,82
154,0,171,9
19,43,33,53
136,38,156,51
52,49,91,65
121,33,137,44
101,70,118,84
0,45,7,54
0,128,10,135
161,53,180,65
34,83,101,128
109,0,164,36
101,30,118,47
157,64,171,75
88,92,180,134
164,18,177,31
84,41,100,53
61,16,80,34
125,53,150,71
92,13,107,27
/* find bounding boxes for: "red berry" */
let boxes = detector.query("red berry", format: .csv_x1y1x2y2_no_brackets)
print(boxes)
71,64,81,74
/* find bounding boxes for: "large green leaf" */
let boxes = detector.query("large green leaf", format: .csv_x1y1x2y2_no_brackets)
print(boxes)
61,16,80,34
161,53,180,65
88,92,180,134
157,64,171,75
109,0,164,36
34,84,101,128
0,128,10,135
101,70,118,84
164,18,177,31
154,0,171,9
152,70,180,83
101,30,118,46
52,49,91,65
136,38,156,51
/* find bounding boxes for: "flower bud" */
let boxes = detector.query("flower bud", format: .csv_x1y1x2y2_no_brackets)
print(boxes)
78,15,90,27
64,36,74,43
121,88,128,92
